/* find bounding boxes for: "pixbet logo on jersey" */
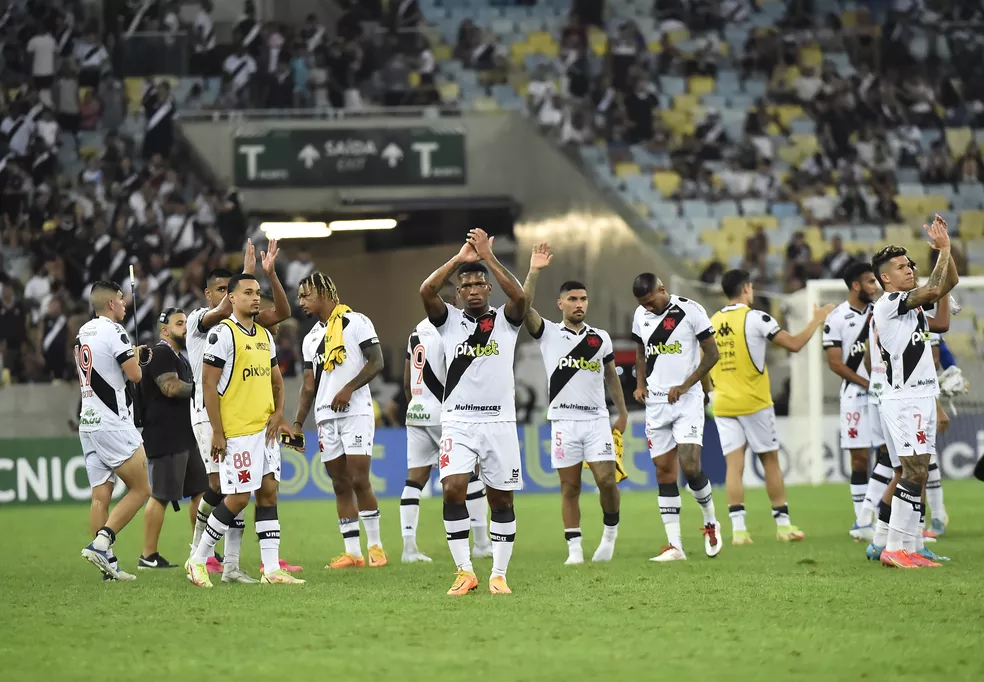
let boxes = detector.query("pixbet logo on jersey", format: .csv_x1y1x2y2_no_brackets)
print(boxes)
557,356,601,372
910,329,931,345
453,340,499,358
850,339,868,357
646,340,683,356
242,364,272,381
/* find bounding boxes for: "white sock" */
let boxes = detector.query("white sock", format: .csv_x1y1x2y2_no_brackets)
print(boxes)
191,490,221,556
255,506,280,575
772,504,792,528
850,471,868,523
687,474,717,525
339,517,362,557
444,502,473,572
861,463,892,526
872,500,891,547
360,509,382,548
224,512,245,569
400,480,424,548
489,508,516,578
602,512,619,542
565,528,583,556
658,482,683,544
92,527,113,551
912,506,925,552
466,476,490,544
729,504,747,532
193,505,232,563
887,484,918,553
927,463,945,524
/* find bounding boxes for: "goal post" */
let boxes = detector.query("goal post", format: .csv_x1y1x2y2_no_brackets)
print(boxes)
797,277,984,485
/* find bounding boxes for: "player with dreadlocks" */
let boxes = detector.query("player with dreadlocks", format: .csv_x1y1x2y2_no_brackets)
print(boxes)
294,272,388,568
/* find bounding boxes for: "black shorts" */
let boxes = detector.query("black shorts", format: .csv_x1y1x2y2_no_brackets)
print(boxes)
33,74,54,89
148,450,208,502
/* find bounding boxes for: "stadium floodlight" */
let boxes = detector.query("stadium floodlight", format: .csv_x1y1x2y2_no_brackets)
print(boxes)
260,222,332,239
328,218,397,231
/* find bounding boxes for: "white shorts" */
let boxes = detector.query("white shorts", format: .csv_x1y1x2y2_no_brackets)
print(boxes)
714,405,779,455
193,421,219,475
869,402,887,451
317,415,375,463
840,399,873,450
879,396,937,461
407,424,441,469
79,427,143,487
645,393,705,457
439,420,523,491
550,418,615,469
219,429,281,495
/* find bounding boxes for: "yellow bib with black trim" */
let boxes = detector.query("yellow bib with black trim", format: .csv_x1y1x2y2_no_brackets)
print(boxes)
218,318,275,438
709,306,773,417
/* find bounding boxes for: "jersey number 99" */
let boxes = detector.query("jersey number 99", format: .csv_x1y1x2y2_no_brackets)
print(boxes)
74,344,93,387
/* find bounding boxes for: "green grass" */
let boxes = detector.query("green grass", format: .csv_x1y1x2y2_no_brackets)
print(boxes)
3,481,984,682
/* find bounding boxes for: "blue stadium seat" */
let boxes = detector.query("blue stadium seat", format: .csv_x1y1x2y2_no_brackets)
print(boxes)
924,184,955,201
661,76,686,96
741,198,767,216
711,201,740,219
852,224,884,243
683,200,711,219
897,182,925,196
771,202,800,218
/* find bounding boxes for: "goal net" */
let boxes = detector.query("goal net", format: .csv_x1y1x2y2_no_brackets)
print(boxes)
792,277,984,484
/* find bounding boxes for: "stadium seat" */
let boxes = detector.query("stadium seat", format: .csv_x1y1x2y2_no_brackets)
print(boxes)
946,127,973,156
897,182,925,196
771,202,800,218
960,210,984,239
682,200,711,219
653,171,681,197
741,199,768,216
689,76,715,95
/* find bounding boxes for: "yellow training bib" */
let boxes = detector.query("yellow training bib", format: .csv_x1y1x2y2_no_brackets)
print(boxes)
709,306,773,417
218,319,275,438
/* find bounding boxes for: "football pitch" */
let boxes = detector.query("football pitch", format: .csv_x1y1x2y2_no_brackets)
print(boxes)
3,482,983,682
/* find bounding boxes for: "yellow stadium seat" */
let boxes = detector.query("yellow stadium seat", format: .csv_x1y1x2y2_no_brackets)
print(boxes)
439,82,460,103
668,29,690,44
944,332,974,356
799,46,823,68
591,35,608,56
433,44,452,61
718,42,729,57
634,202,650,217
673,93,700,112
527,31,552,46
616,162,641,178
778,145,805,165
777,105,806,126
713,244,732,262
779,65,800,86
791,133,819,154
922,195,950,214
472,96,499,112
124,77,146,114
946,127,973,156
960,210,984,238
884,224,913,242
894,195,924,218
689,77,715,95
408,71,421,87
647,40,663,54
747,216,779,230
721,216,750,236
653,171,681,197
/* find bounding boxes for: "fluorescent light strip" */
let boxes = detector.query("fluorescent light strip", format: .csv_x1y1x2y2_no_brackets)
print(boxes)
260,222,332,240
328,219,397,231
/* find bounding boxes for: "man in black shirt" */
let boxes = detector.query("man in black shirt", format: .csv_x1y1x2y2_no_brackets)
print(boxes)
139,308,208,569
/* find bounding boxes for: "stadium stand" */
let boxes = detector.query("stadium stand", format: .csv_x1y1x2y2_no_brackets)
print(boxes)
4,0,984,386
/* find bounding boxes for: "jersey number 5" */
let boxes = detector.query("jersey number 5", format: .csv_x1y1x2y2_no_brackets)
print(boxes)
74,344,93,387
412,343,426,385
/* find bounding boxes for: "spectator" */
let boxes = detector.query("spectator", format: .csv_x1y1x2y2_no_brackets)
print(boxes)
191,0,216,75
785,231,814,284
74,28,110,89
266,59,294,109
956,141,984,183
291,50,311,108
801,182,839,225
822,236,854,279
309,52,330,108
836,185,870,222
234,1,263,58
79,89,101,130
454,20,480,65
223,44,258,108
40,295,68,380
0,283,27,382
142,81,176,159
875,188,902,223
27,19,56,99
624,76,658,144
920,140,953,183
695,108,729,160
527,64,557,114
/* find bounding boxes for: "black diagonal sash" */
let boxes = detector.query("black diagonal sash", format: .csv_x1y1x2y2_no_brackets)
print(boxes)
901,311,928,384
410,331,445,401
443,311,496,400
548,331,605,403
845,315,871,373
645,307,687,377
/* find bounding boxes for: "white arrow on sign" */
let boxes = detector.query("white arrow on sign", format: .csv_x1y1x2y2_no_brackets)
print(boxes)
297,144,321,169
381,143,404,168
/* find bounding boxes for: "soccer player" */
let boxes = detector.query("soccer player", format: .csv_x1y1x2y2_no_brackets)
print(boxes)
294,272,387,568
870,220,958,568
820,262,882,538
399,317,493,563
77,280,153,580
185,240,299,580
420,229,527,596
630,273,722,561
709,269,833,544
522,243,628,564
187,273,304,586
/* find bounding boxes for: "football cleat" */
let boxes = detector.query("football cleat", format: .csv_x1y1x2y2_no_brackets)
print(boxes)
732,530,753,545
703,522,723,558
489,575,512,595
368,545,388,567
776,525,806,542
82,543,119,580
865,544,884,561
326,552,365,569
591,541,615,563
907,551,942,568
205,556,223,574
472,538,493,559
187,561,213,587
917,547,949,562
104,566,137,582
401,550,433,564
447,570,479,596
880,549,919,569
929,518,946,537
260,569,306,584
649,545,687,562
565,553,585,566
222,566,260,583
278,559,304,573
849,523,874,542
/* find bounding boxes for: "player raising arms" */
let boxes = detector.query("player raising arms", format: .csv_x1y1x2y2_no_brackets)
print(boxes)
709,269,833,544
820,262,883,539
294,272,387,569
187,273,304,586
78,281,153,580
871,216,958,569
631,273,722,562
523,243,628,565
420,229,527,596
185,240,299,581
399,317,493,563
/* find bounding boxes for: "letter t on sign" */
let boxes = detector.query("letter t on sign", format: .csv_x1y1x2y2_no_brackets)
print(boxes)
411,141,438,178
238,145,266,180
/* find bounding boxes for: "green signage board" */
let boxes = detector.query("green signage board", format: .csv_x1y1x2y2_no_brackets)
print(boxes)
0,438,125,504
233,128,467,187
